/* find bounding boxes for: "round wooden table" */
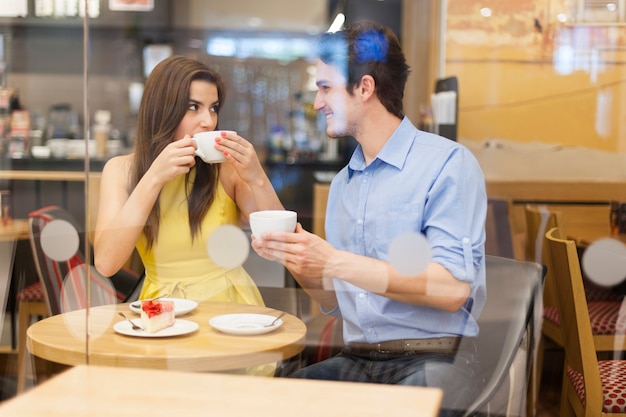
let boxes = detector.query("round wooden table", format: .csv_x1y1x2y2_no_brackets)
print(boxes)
27,300,306,372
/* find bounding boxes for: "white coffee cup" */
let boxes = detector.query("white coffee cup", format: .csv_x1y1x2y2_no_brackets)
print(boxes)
249,210,297,238
192,130,236,163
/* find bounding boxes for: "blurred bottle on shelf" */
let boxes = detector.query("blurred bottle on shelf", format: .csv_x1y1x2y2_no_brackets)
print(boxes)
93,109,111,158
8,109,30,159
267,124,288,162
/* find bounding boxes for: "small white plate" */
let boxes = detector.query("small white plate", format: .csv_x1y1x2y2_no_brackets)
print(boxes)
209,313,283,336
114,319,199,338
129,298,198,316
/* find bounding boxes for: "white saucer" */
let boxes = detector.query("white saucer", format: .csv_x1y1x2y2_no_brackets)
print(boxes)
129,298,198,316
209,313,283,336
114,319,199,338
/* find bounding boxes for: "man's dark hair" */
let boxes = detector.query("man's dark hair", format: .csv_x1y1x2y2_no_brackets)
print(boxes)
316,20,410,119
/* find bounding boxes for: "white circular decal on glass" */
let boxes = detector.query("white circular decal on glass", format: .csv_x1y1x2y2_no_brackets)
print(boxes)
581,238,626,288
388,232,431,276
61,265,117,340
207,225,250,269
40,219,80,262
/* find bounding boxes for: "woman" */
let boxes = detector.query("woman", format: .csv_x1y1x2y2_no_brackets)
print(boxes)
94,55,283,305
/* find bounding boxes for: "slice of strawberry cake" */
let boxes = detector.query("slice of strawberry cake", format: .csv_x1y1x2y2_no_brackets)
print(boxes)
140,300,175,333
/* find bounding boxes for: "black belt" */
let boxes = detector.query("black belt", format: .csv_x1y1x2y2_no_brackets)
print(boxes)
346,337,461,355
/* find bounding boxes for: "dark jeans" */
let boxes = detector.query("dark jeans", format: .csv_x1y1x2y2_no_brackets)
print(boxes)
289,342,482,417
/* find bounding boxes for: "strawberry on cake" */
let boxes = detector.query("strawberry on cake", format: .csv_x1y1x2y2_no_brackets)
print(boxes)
140,300,175,333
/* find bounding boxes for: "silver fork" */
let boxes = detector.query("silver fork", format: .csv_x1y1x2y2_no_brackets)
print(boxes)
118,312,143,331
130,294,169,309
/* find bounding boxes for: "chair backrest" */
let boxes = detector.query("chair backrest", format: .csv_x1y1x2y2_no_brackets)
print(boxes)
524,204,563,263
485,198,514,258
544,227,603,413
462,255,543,416
28,205,119,315
524,204,564,309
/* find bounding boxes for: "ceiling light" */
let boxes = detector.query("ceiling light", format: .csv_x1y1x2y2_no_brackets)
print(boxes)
327,13,345,33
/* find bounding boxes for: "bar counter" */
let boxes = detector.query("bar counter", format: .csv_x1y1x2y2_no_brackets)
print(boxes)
0,170,98,181
0,155,107,172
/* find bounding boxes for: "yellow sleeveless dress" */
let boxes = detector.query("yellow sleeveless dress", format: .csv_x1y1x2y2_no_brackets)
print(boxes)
136,171,274,376
136,171,264,305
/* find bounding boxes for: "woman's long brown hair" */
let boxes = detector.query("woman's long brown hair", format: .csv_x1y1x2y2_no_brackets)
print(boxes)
131,55,225,248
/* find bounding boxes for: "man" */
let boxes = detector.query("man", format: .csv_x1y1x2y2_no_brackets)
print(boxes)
252,20,487,416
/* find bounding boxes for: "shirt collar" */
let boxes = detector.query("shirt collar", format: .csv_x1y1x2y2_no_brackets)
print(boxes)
347,117,416,178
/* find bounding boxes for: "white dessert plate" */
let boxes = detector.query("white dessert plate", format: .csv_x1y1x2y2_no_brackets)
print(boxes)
209,313,283,336
114,319,199,338
129,298,198,316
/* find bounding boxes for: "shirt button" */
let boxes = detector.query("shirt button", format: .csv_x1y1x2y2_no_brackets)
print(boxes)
357,219,363,225
358,293,365,299
462,237,470,244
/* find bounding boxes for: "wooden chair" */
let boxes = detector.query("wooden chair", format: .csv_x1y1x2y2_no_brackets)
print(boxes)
15,282,47,393
525,205,625,416
545,227,626,416
525,204,566,416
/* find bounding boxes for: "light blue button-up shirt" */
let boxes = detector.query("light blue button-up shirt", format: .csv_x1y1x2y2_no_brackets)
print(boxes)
325,117,487,344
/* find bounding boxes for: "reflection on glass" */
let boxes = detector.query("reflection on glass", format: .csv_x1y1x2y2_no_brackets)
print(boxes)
0,2,622,416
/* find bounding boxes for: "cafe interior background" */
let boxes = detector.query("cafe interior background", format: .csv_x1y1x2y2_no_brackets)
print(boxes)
0,0,624,412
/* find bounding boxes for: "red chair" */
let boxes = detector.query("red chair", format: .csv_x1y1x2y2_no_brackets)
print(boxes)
525,205,625,416
17,205,143,392
545,227,626,416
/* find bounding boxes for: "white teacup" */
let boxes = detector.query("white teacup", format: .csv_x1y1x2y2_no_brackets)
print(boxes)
249,210,297,238
192,130,236,163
